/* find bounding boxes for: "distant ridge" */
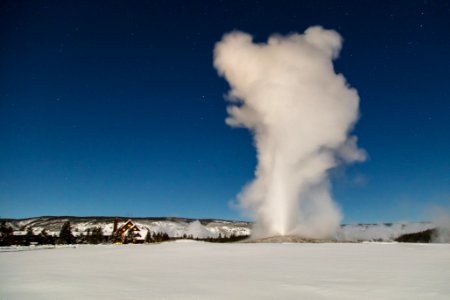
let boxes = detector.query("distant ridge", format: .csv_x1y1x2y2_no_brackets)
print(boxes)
0,216,437,242
0,216,253,239
0,215,249,224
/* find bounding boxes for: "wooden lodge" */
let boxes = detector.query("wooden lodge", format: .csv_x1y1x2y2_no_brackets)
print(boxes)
112,219,143,244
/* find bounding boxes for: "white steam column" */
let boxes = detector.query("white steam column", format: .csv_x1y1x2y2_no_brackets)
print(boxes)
214,27,365,239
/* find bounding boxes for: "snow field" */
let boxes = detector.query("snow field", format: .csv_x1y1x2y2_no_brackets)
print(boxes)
1,242,449,299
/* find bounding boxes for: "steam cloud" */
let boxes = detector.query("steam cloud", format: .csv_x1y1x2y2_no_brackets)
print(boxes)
214,27,365,238
430,207,450,243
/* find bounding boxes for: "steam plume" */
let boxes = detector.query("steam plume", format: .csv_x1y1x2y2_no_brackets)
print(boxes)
214,27,365,238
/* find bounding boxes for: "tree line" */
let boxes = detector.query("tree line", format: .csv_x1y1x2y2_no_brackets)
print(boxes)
0,221,249,246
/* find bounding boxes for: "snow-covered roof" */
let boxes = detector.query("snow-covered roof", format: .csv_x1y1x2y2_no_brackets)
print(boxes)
13,231,27,236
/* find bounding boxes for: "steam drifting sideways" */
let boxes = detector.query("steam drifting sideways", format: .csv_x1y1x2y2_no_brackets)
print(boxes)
214,27,366,239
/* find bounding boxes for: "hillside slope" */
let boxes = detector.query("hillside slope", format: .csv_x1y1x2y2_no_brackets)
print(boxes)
1,216,437,241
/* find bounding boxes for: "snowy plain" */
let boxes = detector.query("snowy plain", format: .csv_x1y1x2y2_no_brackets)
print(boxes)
1,241,449,300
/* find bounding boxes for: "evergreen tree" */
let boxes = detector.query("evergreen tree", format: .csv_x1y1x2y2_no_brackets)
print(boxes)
25,227,34,245
58,221,75,244
0,223,14,246
89,227,103,244
125,228,140,244
39,229,50,245
145,231,152,243
152,232,162,243
0,223,13,246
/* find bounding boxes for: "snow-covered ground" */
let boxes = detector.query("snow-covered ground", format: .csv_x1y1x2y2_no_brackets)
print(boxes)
1,242,449,299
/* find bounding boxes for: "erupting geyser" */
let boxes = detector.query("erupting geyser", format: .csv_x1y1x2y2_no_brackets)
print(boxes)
214,27,365,239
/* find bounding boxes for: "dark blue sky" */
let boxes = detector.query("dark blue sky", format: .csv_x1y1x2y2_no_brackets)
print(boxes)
1,0,449,222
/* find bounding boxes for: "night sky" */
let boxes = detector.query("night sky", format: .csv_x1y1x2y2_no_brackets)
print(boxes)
1,0,449,223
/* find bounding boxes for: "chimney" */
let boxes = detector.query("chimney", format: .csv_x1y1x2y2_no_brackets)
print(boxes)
113,218,118,233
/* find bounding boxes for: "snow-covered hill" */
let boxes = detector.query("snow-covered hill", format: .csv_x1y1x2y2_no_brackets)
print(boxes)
1,216,251,239
1,216,438,241
337,222,435,242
